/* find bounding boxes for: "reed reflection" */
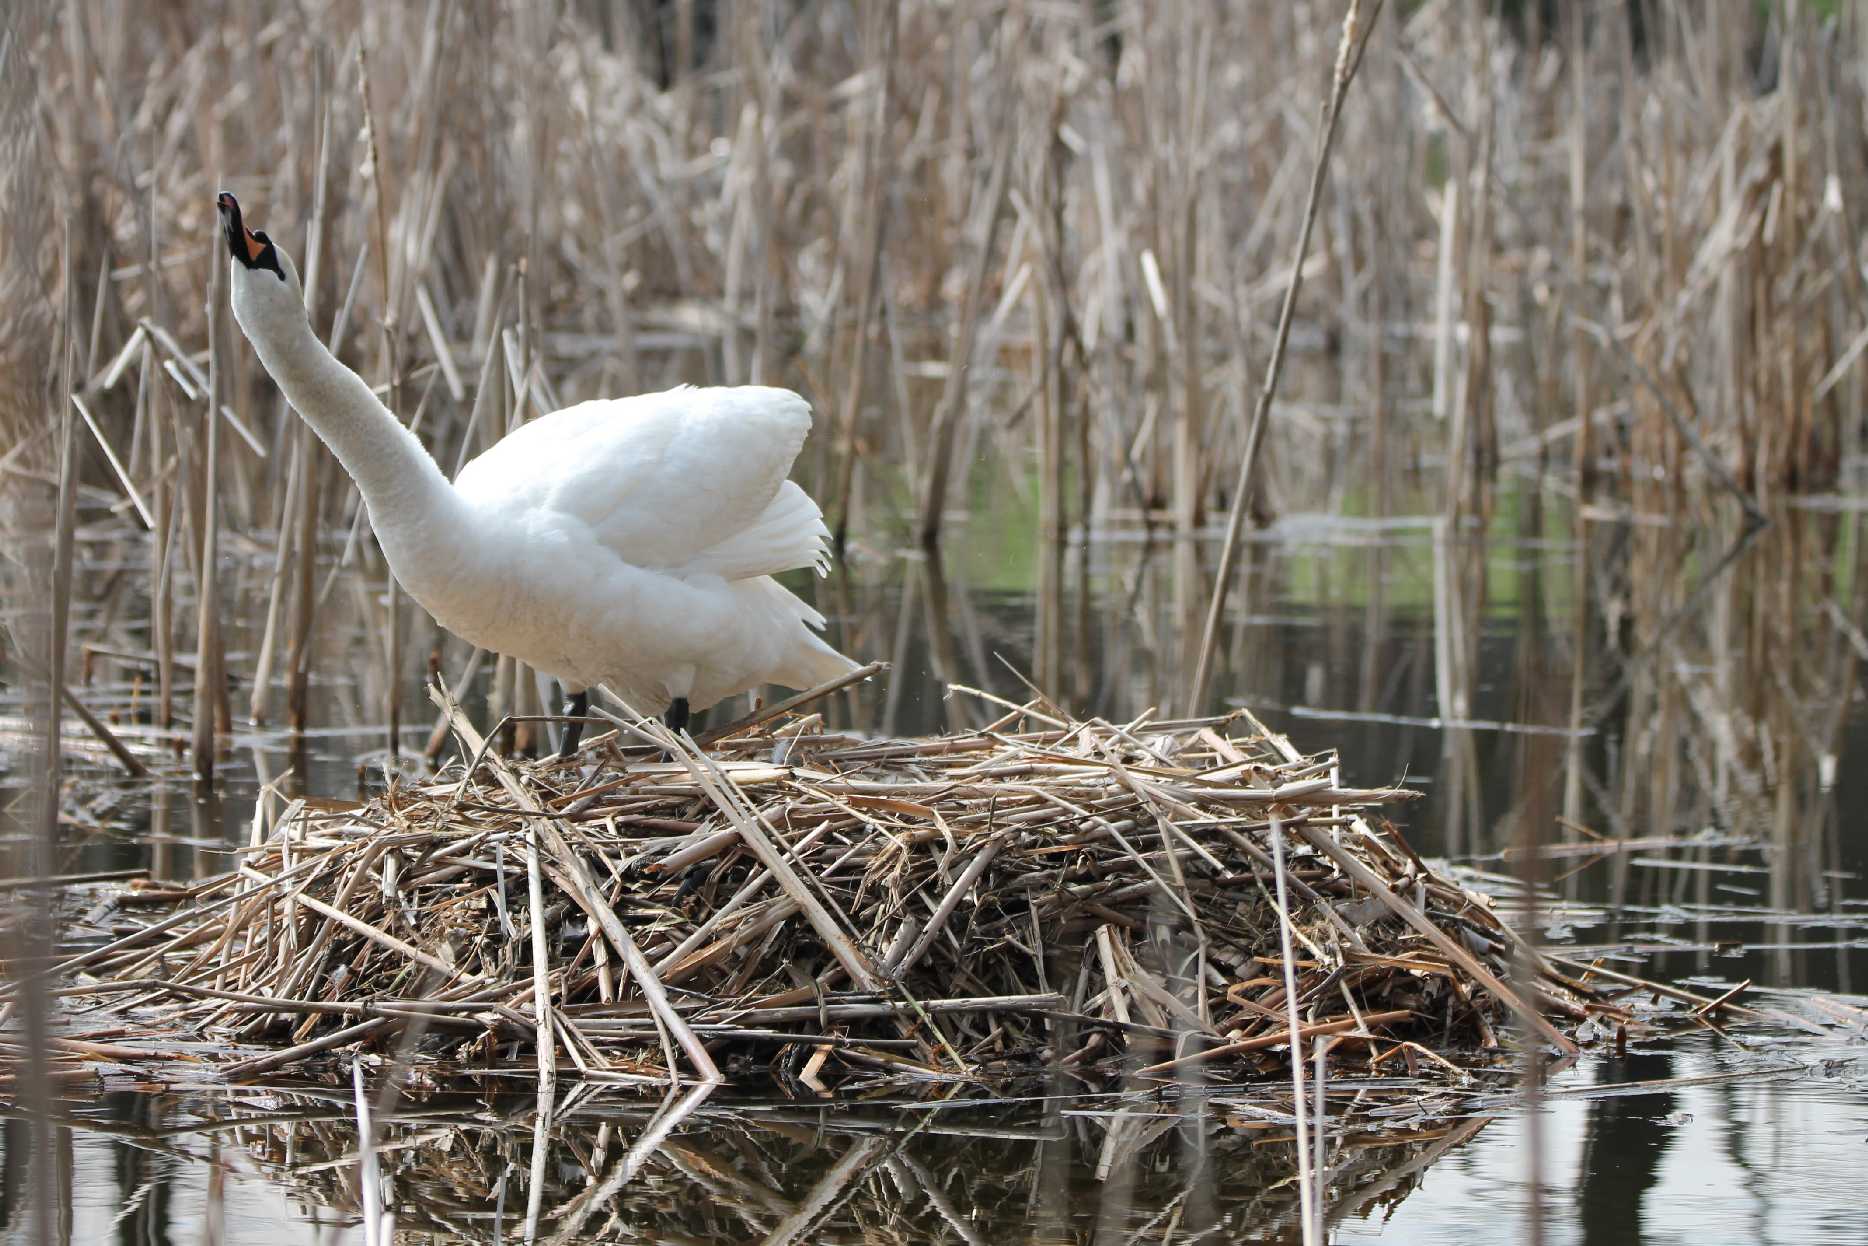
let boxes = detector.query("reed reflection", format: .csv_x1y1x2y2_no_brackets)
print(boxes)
1575,1050,1676,1246
17,1087,1499,1245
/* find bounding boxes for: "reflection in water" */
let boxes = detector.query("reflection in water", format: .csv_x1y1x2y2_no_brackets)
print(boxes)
1576,1051,1676,1246
1,1030,1862,1245
105,1091,173,1246
10,1083,1490,1245
0,1119,21,1237
8,480,1867,1241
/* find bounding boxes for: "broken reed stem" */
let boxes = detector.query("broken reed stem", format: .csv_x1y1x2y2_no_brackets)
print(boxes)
1186,0,1385,715
1312,1034,1329,1244
523,821,557,1094
6,647,147,778
697,660,889,745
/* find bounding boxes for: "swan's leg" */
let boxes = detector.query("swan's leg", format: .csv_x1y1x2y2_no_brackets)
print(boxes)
559,688,589,758
663,697,691,736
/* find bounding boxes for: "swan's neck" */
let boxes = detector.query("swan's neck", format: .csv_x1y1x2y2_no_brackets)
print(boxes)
244,312,469,603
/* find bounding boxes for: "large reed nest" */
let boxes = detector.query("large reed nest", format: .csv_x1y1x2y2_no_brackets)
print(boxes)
52,686,1597,1087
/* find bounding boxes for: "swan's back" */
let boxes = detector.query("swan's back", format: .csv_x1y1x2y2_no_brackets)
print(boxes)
454,385,818,576
443,383,856,713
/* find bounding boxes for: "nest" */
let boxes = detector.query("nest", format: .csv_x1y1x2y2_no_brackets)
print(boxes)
55,688,1598,1086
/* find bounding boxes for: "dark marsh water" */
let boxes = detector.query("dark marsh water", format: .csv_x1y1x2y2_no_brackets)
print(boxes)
4,470,1867,1243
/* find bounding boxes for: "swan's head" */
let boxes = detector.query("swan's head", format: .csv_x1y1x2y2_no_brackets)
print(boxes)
217,192,304,341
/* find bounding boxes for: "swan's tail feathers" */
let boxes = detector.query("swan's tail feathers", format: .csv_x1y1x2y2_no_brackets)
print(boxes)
686,480,834,581
775,630,863,694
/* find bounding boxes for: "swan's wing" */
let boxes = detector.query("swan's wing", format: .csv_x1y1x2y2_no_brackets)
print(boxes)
454,385,822,575
679,479,832,579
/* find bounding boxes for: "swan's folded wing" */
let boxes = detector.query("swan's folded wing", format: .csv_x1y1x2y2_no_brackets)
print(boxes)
679,480,832,580
453,386,817,574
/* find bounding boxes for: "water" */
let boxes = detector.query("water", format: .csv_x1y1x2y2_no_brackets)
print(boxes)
5,475,1867,1243
13,1030,1860,1245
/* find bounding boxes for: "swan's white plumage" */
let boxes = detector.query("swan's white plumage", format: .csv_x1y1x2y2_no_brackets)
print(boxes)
225,223,857,720
453,385,832,580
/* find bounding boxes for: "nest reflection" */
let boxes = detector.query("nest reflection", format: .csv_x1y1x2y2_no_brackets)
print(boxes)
167,1080,1491,1244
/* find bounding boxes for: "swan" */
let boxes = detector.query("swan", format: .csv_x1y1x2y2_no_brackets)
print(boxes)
216,192,859,756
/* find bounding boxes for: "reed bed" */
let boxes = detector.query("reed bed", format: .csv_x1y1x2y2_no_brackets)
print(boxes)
9,0,1868,780
26,686,1643,1089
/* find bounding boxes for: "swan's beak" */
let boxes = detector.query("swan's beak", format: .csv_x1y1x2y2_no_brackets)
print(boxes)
216,191,266,268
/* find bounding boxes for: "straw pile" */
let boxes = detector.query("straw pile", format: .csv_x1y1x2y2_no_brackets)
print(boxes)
55,687,1591,1085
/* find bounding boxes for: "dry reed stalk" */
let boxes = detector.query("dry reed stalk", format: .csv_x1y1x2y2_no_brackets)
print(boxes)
357,43,406,760
140,284,177,734
69,394,150,529
827,1,899,548
190,231,224,778
524,819,558,1094
245,434,300,725
1271,819,1316,1246
284,69,338,737
914,42,1018,546
1186,0,1385,715
15,214,79,1246
6,648,146,778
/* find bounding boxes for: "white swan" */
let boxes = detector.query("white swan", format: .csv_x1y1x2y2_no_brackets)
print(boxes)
217,192,858,754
